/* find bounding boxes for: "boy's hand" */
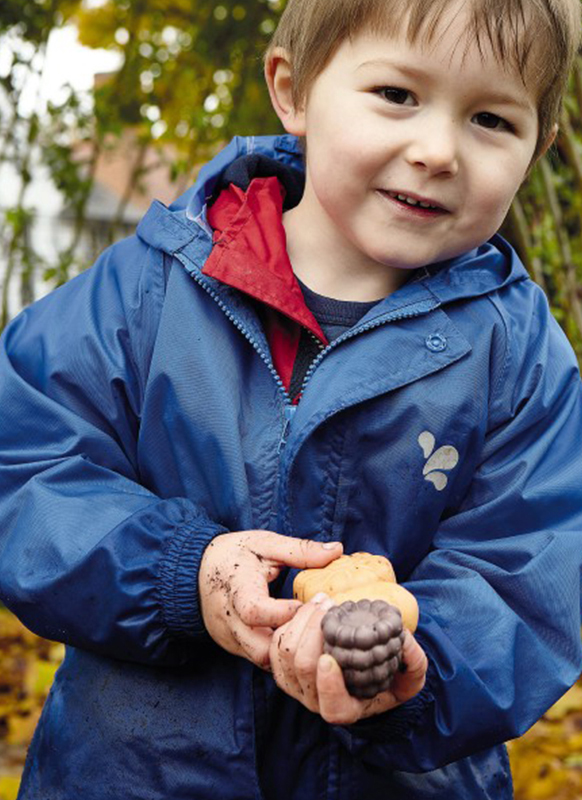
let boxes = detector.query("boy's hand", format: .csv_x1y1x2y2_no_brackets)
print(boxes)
199,530,343,669
269,595,428,724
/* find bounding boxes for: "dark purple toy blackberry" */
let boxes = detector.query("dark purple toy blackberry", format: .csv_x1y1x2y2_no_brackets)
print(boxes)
321,599,405,699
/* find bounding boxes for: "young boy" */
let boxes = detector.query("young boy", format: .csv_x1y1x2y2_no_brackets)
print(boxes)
0,0,581,797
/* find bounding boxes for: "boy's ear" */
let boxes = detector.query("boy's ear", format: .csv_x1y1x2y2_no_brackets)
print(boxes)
526,122,559,166
539,123,559,159
264,47,307,136
523,123,559,181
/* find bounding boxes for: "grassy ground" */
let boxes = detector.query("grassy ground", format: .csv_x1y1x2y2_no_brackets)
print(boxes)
0,607,580,800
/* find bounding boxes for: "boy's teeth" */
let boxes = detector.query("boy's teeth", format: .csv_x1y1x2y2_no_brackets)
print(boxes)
390,191,436,209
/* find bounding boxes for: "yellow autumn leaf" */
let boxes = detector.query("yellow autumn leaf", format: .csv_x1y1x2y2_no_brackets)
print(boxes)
25,660,58,700
0,776,20,800
6,709,41,747
544,685,582,721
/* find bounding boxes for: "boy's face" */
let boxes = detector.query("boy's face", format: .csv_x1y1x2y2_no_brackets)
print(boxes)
269,8,544,277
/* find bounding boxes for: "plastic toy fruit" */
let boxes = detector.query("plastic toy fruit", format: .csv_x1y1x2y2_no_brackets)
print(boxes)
293,552,396,601
293,552,419,698
293,551,418,632
321,599,405,698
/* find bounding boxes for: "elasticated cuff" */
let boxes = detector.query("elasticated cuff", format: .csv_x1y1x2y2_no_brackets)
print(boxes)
158,513,228,638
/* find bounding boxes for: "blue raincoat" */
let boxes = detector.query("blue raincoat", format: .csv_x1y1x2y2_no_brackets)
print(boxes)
0,135,581,800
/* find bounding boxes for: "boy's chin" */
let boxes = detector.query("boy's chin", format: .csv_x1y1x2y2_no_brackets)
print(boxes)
374,242,482,271
372,255,431,272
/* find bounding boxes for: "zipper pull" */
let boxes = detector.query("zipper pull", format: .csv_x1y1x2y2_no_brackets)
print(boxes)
278,405,297,454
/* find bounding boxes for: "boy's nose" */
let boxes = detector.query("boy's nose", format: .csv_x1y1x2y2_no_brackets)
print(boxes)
404,119,460,177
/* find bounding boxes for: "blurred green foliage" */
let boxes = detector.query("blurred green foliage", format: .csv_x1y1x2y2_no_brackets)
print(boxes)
74,0,283,137
0,0,283,323
502,76,582,359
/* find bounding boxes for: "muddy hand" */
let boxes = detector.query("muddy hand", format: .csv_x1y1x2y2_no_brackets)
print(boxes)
316,629,428,724
269,592,336,711
199,530,343,669
271,609,428,724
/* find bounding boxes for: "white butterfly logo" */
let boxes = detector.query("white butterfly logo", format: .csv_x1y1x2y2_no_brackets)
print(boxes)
418,431,459,491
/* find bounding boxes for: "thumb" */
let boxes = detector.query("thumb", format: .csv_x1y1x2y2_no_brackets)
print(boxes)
391,631,428,703
316,654,361,725
251,531,343,569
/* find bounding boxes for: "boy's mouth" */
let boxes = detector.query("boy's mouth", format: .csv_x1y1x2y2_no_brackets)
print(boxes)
378,189,449,215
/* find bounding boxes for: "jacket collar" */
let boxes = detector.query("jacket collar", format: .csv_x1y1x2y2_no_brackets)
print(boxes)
203,176,326,343
421,234,529,305
164,135,304,224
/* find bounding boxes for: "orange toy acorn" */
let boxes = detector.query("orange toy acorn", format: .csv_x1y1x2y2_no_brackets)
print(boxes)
293,551,419,632
293,552,419,698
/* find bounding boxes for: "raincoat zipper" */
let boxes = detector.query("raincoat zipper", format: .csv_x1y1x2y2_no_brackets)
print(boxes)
176,258,298,456
179,260,291,402
177,256,435,453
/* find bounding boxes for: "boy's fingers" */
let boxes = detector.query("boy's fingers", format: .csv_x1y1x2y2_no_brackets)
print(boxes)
293,601,334,701
270,602,321,697
251,530,343,569
235,592,302,628
391,631,429,703
270,598,332,709
316,654,363,725
231,572,302,627
236,625,274,670
316,633,428,724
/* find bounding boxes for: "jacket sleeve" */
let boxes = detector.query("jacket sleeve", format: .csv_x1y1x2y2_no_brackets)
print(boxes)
0,237,228,666
335,282,582,772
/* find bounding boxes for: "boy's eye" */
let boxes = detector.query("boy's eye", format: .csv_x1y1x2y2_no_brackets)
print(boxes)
374,87,415,106
473,112,514,132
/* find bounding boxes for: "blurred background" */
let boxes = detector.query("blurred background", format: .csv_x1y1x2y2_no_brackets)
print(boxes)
0,1,581,798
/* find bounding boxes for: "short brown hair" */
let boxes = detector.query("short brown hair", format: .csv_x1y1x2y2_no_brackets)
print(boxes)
267,0,582,160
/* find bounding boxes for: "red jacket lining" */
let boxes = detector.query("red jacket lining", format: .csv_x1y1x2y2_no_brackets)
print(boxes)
203,177,328,397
